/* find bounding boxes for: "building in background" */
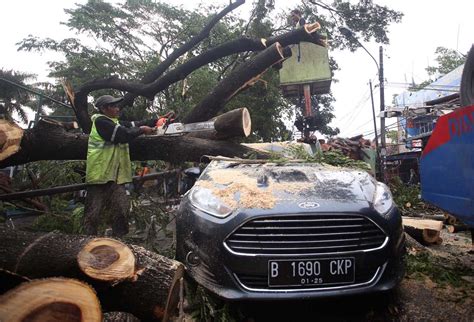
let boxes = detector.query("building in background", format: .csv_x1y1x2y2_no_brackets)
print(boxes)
382,64,463,182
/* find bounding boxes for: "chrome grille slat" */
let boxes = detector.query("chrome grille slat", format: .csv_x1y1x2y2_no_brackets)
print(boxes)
225,214,387,256
239,224,373,230
233,228,381,238
227,235,384,244
251,218,365,223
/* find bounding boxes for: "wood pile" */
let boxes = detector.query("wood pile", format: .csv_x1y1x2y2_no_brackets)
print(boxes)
320,135,372,161
0,227,184,321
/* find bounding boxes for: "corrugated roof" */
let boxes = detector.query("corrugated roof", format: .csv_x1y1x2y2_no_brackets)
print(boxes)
394,64,463,108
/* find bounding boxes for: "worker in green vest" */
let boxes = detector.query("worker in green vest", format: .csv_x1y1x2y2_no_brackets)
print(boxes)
83,95,156,236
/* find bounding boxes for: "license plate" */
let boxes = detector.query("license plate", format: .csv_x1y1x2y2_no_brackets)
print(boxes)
268,258,355,287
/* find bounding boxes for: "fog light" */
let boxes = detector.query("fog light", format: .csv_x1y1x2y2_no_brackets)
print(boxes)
186,251,200,267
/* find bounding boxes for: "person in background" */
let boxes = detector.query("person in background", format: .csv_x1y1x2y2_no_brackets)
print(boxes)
290,9,306,28
83,95,156,237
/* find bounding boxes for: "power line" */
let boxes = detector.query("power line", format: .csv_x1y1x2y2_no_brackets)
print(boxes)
337,81,379,133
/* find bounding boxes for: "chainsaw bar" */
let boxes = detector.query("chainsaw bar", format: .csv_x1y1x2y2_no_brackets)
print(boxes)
152,121,215,136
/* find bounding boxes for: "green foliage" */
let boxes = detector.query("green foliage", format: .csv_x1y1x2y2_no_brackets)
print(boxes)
409,46,466,91
187,284,241,322
13,161,84,189
386,130,398,143
388,177,422,212
271,144,371,171
10,161,85,233
426,47,466,78
0,69,36,123
407,252,474,288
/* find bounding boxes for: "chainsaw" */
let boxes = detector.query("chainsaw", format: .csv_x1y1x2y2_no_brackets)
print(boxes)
153,111,215,136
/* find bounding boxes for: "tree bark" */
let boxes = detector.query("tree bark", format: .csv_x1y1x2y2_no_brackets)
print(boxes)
0,118,270,168
184,42,291,123
0,277,102,322
0,228,184,321
186,107,251,140
0,269,30,294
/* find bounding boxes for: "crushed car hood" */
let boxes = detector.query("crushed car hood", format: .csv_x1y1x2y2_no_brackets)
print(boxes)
195,161,376,209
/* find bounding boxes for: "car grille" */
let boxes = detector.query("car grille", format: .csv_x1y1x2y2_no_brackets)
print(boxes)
224,214,387,256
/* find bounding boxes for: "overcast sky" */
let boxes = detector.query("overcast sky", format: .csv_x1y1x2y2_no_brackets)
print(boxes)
1,0,473,138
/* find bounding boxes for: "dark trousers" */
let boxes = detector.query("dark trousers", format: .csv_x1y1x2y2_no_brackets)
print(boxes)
83,182,130,237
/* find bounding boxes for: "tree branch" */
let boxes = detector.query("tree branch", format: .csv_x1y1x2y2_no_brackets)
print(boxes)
120,0,246,106
183,42,291,123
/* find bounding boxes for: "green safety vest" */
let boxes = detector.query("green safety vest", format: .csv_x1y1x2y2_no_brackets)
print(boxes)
86,114,132,185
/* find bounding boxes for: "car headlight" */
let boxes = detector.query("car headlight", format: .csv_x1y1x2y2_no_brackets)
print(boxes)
189,186,233,218
373,182,394,215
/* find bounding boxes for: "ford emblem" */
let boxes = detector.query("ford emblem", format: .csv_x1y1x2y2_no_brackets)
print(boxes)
298,202,320,209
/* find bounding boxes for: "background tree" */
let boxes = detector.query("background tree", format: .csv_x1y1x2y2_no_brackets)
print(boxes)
409,46,466,91
16,0,402,140
0,70,36,123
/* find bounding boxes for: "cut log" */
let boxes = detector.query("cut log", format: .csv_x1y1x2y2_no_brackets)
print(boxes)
404,226,440,245
187,107,251,140
0,120,23,161
407,213,446,221
0,277,102,322
446,224,470,233
0,228,184,321
0,118,270,168
77,238,135,282
402,217,443,245
444,213,459,225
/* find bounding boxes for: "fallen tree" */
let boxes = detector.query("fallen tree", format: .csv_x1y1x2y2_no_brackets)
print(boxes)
0,0,326,168
0,227,184,321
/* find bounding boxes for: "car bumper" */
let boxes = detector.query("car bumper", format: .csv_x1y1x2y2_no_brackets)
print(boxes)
176,201,405,300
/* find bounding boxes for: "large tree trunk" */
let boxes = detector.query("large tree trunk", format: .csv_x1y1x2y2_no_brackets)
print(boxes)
0,228,184,321
0,118,270,168
0,277,103,322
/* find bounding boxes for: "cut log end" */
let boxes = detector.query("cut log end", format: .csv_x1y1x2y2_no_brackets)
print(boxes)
0,278,102,322
242,108,251,137
305,22,321,34
274,42,284,59
77,238,135,282
0,120,23,161
162,266,185,322
212,107,252,139
422,229,441,244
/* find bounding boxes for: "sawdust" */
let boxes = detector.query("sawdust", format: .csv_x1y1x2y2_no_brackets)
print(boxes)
194,167,313,209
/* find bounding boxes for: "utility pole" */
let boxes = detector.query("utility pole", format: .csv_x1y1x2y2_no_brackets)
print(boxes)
369,80,380,179
379,46,386,151
379,46,386,182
